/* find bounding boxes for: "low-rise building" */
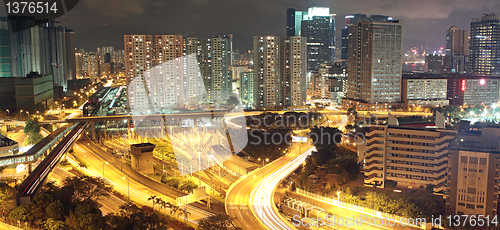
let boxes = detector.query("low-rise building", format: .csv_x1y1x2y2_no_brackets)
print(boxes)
0,134,19,157
363,124,456,193
402,77,448,110
446,121,500,216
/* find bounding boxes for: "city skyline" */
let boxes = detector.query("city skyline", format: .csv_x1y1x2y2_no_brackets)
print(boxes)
0,0,496,52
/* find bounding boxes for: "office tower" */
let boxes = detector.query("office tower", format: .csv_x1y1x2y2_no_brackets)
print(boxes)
445,26,469,73
446,26,468,56
287,8,306,36
318,63,346,103
425,54,445,73
286,7,336,70
281,36,307,106
446,122,500,216
344,16,402,109
65,29,76,81
0,18,10,77
8,17,75,90
253,36,281,107
469,14,500,76
239,72,253,107
341,14,368,63
124,35,153,88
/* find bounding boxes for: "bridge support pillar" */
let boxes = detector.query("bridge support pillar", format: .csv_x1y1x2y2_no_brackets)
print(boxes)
193,118,197,129
1,124,6,134
28,163,32,174
91,121,96,140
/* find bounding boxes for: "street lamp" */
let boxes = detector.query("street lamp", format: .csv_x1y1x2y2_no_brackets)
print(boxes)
337,191,341,204
102,162,108,177
122,176,129,200
6,109,9,116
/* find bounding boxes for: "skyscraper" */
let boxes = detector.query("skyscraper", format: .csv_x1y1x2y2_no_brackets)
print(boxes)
469,13,500,76
7,17,75,90
124,35,153,87
253,36,307,108
202,37,231,103
0,18,10,77
343,15,403,109
445,26,468,74
281,36,307,106
253,36,281,107
286,7,336,70
341,14,368,63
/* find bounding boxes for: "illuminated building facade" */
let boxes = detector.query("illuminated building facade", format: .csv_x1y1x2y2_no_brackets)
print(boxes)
287,7,336,70
469,14,500,76
344,16,402,109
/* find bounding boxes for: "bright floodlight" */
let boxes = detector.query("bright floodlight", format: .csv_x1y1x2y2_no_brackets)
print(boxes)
470,111,475,116
493,104,497,109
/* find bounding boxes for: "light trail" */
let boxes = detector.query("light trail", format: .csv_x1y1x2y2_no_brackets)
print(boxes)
250,147,315,230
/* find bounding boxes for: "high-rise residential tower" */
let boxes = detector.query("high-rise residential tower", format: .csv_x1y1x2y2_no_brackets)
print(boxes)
343,15,403,109
281,36,307,106
253,36,281,107
253,36,307,108
469,13,500,76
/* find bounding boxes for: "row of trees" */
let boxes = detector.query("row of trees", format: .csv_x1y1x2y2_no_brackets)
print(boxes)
339,187,443,219
162,176,199,193
8,176,191,230
148,196,190,221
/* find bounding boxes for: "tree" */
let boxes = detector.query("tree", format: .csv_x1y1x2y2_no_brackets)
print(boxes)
44,218,65,230
24,118,43,144
8,205,27,222
179,180,198,193
62,176,112,202
347,107,358,117
197,213,242,230
107,203,171,230
169,204,179,216
65,204,105,230
425,184,434,194
148,195,158,211
337,170,350,186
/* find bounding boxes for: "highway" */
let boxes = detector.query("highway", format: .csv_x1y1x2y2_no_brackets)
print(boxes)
226,143,315,230
70,138,214,224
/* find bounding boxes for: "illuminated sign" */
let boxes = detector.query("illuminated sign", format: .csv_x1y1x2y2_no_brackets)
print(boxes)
480,79,486,85
461,79,465,91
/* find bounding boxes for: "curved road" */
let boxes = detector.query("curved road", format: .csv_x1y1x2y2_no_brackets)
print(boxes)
226,143,315,230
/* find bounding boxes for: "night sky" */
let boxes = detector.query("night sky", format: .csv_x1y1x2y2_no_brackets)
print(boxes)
1,0,500,53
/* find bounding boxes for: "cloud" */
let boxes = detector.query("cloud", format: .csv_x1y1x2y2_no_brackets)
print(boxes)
83,0,163,18
329,0,499,19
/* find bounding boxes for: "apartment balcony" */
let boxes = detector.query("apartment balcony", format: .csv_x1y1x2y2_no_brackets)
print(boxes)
366,129,385,137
